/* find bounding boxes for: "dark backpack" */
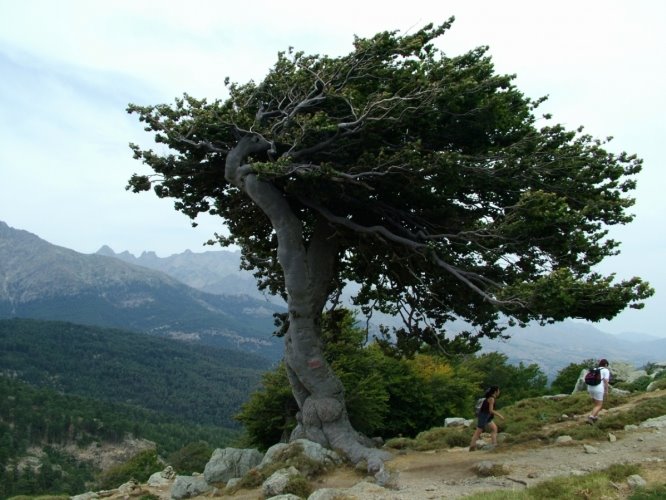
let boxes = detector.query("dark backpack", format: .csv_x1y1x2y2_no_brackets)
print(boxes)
474,397,485,416
584,367,602,386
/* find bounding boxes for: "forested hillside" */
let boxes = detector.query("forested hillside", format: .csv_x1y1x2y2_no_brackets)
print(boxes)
0,318,272,427
0,375,239,498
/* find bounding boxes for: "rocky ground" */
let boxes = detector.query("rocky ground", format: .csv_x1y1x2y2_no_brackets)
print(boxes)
89,392,666,500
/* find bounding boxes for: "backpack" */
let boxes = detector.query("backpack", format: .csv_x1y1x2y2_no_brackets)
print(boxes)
584,367,602,386
474,397,485,417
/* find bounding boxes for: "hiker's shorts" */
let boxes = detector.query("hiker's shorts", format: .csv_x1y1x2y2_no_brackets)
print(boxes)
476,412,494,429
588,385,605,401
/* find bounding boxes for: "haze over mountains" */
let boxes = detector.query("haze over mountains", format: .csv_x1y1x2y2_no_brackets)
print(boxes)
2,220,664,378
0,221,283,360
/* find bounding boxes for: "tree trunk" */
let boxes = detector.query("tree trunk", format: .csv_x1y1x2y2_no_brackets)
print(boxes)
225,135,391,471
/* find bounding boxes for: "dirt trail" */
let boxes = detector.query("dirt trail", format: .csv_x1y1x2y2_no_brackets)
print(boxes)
110,391,666,499
309,392,666,499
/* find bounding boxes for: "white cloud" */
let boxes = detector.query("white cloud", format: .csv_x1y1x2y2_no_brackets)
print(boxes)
0,0,663,336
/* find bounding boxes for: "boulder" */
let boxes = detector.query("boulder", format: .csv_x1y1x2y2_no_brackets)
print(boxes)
203,447,263,484
170,475,213,500
444,417,469,427
260,439,342,470
261,466,301,497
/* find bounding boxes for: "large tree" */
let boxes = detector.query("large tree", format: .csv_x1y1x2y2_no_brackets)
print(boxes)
127,21,652,469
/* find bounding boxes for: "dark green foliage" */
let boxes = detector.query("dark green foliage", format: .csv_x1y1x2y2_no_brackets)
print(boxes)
618,375,653,392
457,352,548,406
166,441,213,475
235,363,298,450
0,376,237,498
0,318,270,427
239,312,553,448
238,311,480,447
96,449,162,490
629,483,666,500
550,358,597,394
128,21,651,356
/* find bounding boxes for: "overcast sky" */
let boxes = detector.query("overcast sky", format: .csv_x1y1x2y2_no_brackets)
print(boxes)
0,1,663,337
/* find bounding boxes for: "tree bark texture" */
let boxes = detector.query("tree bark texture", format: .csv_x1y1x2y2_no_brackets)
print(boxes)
225,135,390,470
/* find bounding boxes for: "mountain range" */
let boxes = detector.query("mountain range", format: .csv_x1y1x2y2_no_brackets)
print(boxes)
0,221,283,360
93,234,666,378
2,220,664,378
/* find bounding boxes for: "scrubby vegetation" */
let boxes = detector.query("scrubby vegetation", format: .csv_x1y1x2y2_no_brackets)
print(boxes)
237,310,550,450
465,463,642,499
0,376,237,498
3,313,665,498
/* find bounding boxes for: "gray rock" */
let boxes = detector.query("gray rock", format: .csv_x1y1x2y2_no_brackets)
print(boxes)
203,447,263,483
262,466,301,498
639,415,666,429
627,474,647,489
225,477,241,489
308,481,392,500
148,466,176,486
71,492,98,500
555,435,573,444
260,439,341,470
268,495,303,500
444,417,468,427
170,475,213,500
474,460,497,476
583,444,599,454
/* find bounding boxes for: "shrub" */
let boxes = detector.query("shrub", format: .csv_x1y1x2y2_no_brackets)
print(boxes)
283,475,312,498
167,441,213,475
550,359,596,394
96,449,162,490
615,374,653,392
629,483,666,499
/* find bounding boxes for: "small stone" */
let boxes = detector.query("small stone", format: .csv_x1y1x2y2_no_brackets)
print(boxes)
608,433,617,442
627,474,647,489
583,445,599,454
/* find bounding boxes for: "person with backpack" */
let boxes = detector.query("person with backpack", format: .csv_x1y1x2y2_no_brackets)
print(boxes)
586,358,611,424
469,386,505,451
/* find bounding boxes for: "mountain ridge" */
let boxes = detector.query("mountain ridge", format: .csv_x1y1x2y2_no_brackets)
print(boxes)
0,221,283,360
94,240,666,377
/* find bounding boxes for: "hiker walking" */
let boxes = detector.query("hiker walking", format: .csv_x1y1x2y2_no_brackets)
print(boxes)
469,386,504,451
587,358,611,424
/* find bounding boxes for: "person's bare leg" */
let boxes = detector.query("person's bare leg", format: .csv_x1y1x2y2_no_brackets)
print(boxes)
488,421,498,445
590,399,603,418
469,427,482,450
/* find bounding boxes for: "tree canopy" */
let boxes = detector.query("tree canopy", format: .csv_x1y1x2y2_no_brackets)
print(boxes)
127,20,652,465
128,20,650,345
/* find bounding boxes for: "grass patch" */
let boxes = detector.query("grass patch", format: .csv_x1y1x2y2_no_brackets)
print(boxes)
597,394,666,431
385,426,473,451
464,463,642,499
385,391,664,453
629,483,666,499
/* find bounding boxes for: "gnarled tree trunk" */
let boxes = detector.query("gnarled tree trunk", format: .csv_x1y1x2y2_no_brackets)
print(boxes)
225,135,390,471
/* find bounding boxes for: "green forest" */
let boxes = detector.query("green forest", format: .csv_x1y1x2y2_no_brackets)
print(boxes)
0,318,279,497
0,318,272,426
2,316,661,498
0,375,238,497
